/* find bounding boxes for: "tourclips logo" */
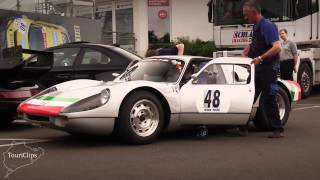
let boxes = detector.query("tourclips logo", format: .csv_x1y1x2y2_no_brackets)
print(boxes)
2,141,45,179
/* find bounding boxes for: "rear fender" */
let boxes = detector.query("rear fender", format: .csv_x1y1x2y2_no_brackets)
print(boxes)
277,80,302,103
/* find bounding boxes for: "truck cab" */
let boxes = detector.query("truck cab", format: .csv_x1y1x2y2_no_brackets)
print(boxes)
209,0,320,97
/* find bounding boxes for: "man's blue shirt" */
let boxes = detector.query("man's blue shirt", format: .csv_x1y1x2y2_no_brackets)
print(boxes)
253,18,279,46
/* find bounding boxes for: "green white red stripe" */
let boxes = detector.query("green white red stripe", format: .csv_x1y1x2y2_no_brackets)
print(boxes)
283,80,302,101
18,95,79,116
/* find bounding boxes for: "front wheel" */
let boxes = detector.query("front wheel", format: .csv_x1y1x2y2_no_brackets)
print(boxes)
0,111,16,127
117,91,164,144
253,87,291,131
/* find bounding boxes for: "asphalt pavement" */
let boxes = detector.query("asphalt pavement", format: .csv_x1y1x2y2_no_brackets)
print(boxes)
0,86,320,180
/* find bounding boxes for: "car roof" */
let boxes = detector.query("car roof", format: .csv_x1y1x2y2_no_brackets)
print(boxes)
31,42,142,61
147,55,212,64
212,57,252,65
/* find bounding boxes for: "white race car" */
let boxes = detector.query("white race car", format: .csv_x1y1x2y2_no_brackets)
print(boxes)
18,56,301,144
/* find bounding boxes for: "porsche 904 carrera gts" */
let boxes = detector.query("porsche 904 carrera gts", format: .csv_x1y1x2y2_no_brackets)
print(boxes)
18,56,301,144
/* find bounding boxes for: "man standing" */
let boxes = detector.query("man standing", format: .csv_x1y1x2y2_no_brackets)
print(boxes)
242,0,284,138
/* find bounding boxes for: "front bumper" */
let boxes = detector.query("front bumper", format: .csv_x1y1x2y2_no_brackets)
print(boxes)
22,113,115,135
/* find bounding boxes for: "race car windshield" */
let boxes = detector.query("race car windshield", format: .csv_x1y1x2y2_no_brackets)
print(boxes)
120,59,185,82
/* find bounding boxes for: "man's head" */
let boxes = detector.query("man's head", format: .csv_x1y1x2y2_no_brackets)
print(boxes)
279,29,288,41
243,0,262,24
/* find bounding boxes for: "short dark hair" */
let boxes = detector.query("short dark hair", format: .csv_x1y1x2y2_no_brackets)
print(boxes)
279,29,288,34
243,0,261,13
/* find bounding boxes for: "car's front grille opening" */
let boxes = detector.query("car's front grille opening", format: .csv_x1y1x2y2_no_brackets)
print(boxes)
26,114,50,122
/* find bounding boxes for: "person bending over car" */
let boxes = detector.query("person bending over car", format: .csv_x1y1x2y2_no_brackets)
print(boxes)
145,42,184,57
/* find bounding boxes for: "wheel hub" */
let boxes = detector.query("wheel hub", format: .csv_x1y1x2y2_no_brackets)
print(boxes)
276,93,286,121
130,99,159,137
301,72,310,92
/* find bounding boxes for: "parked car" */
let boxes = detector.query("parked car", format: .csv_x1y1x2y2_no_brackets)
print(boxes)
0,43,142,125
1,15,71,59
27,42,142,87
18,56,301,144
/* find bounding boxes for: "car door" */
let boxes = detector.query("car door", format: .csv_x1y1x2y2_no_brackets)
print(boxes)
73,47,130,81
179,62,255,125
39,47,80,87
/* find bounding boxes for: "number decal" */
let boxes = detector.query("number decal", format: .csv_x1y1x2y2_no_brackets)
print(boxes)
204,90,212,108
203,90,221,112
212,90,220,108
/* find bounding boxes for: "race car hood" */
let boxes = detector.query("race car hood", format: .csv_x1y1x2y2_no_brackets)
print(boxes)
52,79,121,91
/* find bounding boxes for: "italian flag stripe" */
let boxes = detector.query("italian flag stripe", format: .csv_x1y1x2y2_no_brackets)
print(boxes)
18,104,63,117
36,96,78,102
285,80,302,100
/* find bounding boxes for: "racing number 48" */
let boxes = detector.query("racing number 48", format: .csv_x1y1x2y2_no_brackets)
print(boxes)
204,90,220,108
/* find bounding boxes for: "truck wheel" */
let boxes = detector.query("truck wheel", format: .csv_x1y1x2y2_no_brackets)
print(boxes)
117,91,164,144
298,63,313,98
253,87,291,131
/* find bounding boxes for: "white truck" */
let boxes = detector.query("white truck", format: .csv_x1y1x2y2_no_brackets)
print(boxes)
209,0,320,97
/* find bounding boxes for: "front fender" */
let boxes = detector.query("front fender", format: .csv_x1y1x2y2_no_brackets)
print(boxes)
63,81,179,118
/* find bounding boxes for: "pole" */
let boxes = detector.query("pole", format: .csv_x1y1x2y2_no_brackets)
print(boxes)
16,0,21,11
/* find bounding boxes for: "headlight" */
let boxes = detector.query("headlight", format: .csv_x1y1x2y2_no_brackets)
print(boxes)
100,89,110,105
61,88,110,113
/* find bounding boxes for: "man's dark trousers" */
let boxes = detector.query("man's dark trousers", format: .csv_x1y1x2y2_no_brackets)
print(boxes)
255,66,284,132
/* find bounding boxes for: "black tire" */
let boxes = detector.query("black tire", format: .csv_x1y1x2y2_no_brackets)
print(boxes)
0,111,16,127
298,63,313,98
116,91,165,145
253,87,291,131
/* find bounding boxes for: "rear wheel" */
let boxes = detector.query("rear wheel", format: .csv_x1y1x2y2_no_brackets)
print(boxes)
298,63,313,98
253,87,291,131
117,91,164,144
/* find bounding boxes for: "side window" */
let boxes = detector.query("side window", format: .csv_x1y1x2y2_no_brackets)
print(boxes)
53,48,80,67
193,64,251,85
80,49,111,65
180,59,210,85
29,25,44,50
193,64,227,85
232,64,251,84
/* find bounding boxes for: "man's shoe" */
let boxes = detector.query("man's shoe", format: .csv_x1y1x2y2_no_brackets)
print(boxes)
268,131,284,138
196,125,208,139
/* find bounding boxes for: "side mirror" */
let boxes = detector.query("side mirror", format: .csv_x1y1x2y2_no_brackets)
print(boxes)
112,73,120,77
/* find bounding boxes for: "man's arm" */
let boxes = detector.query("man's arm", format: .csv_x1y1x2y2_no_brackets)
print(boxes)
291,41,299,73
251,41,281,65
293,53,298,73
176,43,184,55
242,45,250,57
